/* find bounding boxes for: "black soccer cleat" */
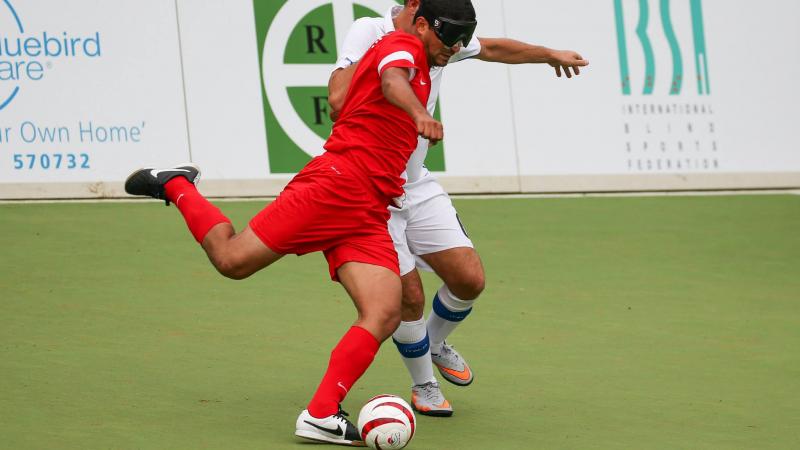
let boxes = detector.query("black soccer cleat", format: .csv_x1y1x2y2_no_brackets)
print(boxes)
124,163,201,205
295,405,365,447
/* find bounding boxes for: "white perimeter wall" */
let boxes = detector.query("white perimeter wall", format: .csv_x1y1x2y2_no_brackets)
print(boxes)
0,0,798,199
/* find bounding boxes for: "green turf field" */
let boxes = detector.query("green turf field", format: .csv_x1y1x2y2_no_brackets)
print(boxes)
1,195,799,449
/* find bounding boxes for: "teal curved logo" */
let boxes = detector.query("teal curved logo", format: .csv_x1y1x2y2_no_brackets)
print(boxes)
614,0,710,96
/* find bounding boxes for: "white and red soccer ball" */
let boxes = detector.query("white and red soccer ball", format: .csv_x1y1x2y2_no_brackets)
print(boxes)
358,394,416,449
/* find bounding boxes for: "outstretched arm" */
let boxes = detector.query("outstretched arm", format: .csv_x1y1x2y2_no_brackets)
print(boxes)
381,67,443,145
476,37,589,78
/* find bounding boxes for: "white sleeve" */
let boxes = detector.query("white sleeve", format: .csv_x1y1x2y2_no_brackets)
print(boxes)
334,18,385,71
449,34,482,64
377,51,417,80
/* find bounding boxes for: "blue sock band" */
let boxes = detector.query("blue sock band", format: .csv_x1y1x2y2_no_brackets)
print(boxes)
393,334,430,359
432,293,472,322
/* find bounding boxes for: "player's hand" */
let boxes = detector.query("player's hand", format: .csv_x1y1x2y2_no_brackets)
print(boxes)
549,50,589,78
415,114,443,146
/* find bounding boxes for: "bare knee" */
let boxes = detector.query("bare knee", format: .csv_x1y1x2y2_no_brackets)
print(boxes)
380,304,402,335
384,312,402,337
363,307,401,342
448,268,486,301
424,248,486,301
201,226,281,281
211,253,254,280
338,262,403,341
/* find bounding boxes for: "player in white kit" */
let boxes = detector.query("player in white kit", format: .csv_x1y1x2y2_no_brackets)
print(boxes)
328,0,588,416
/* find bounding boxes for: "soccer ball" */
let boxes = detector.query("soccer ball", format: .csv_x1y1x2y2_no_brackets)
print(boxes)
357,394,416,449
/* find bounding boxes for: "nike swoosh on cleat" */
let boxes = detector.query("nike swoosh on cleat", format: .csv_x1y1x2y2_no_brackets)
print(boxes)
150,168,191,177
438,364,472,381
303,421,344,437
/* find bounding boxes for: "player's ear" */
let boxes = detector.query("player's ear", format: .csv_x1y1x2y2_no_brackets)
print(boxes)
414,16,429,35
406,0,421,13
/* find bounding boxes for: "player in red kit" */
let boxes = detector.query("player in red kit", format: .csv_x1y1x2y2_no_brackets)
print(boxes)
123,0,477,446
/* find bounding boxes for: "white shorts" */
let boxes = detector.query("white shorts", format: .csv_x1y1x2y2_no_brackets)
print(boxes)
388,189,474,276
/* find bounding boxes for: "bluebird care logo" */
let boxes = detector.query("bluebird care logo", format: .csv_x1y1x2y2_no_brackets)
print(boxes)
0,0,102,110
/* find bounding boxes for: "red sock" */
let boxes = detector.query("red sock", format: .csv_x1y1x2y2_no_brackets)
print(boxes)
164,177,231,243
307,326,380,418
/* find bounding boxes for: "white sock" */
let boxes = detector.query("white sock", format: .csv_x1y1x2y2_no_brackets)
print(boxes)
392,318,437,387
427,285,475,354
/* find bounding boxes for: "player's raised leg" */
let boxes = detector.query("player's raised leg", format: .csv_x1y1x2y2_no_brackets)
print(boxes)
296,262,401,447
124,164,284,279
422,247,485,386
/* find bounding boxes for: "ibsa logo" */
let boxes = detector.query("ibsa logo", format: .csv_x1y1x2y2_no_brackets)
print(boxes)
387,431,401,446
613,0,710,96
0,0,102,110
252,0,445,174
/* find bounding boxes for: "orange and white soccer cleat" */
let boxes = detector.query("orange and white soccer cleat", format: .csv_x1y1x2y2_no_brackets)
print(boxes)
431,342,474,386
411,381,453,417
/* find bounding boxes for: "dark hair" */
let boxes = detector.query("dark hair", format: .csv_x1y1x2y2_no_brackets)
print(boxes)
415,0,476,23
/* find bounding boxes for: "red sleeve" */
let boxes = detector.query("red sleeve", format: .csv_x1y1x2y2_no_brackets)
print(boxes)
374,32,424,77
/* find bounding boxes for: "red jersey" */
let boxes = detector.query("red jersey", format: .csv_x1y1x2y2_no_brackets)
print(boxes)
324,31,431,200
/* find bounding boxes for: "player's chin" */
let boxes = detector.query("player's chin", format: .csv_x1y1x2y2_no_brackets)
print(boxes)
435,56,451,67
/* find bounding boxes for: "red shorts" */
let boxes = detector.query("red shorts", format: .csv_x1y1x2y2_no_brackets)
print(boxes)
249,152,399,281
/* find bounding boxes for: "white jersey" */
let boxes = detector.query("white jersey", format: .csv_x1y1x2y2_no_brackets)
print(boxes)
334,6,481,190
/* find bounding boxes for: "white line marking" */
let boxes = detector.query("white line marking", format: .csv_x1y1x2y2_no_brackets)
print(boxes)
2,190,798,205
